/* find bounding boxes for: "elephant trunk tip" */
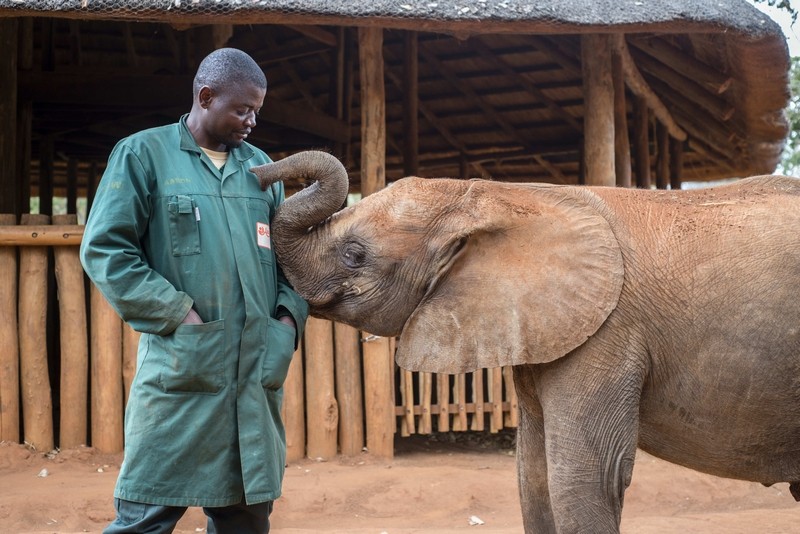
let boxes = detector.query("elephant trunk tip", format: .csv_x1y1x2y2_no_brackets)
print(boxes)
250,150,348,193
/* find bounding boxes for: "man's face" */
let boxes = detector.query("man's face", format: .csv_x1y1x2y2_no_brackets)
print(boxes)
197,81,266,151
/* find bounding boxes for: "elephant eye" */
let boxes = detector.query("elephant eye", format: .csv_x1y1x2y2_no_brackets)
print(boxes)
341,242,367,269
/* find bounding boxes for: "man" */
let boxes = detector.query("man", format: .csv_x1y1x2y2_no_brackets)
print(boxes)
80,48,309,533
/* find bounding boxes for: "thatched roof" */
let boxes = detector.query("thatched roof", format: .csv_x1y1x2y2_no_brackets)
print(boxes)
0,0,791,194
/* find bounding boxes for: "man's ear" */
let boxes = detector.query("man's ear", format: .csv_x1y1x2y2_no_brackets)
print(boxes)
198,86,214,109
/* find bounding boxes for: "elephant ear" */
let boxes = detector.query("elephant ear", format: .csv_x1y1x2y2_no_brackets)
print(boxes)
396,181,624,374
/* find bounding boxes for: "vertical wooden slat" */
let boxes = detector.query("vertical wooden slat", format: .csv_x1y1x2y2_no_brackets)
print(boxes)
581,34,616,187
401,369,415,436
283,340,305,463
503,366,519,428
489,367,504,433
52,214,88,449
334,322,364,456
18,213,53,452
121,323,139,407
452,373,468,431
655,122,670,189
0,213,20,442
359,26,394,458
418,372,433,434
471,369,485,432
89,284,123,453
436,373,450,432
304,317,338,460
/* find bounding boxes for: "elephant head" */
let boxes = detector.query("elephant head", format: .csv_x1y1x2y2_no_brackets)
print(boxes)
252,151,624,373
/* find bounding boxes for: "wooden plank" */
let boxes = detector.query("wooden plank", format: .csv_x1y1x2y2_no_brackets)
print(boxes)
52,214,88,449
334,322,364,456
581,34,616,186
359,26,394,458
503,366,519,428
303,317,339,460
89,283,123,453
489,367,503,433
655,122,670,189
471,369,485,432
0,214,20,442
437,373,450,432
418,372,433,434
452,373,468,431
670,137,684,190
18,214,54,452
283,340,306,463
402,369,415,436
633,96,651,189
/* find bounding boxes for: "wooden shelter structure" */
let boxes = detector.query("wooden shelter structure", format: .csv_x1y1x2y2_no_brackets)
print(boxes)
0,0,791,459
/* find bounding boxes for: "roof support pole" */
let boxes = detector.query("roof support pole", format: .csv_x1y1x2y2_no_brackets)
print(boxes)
403,31,419,176
581,34,616,186
0,18,18,215
358,26,394,459
611,39,632,188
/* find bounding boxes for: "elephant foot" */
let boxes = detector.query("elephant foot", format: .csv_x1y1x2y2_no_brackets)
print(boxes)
790,482,800,501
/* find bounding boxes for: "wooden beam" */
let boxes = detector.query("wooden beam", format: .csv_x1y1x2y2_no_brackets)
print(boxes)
610,35,687,142
655,121,669,189
288,24,338,47
403,32,419,176
670,136,684,190
0,19,18,215
581,34,615,187
39,138,54,217
471,36,583,133
358,26,394,459
628,36,733,95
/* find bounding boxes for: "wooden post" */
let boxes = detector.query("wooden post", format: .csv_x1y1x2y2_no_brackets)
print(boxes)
418,372,432,434
0,19,18,215
18,213,54,452
0,213,20,442
334,322,364,456
52,214,88,449
611,41,632,188
400,369,415,436
489,367,503,433
403,31,419,176
359,26,394,458
581,34,615,186
283,340,306,463
90,284,123,453
452,373,468,431
633,97,651,189
67,159,78,215
121,323,139,406
304,317,338,460
471,370,485,432
669,137,684,190
437,373,450,432
656,122,669,189
503,366,519,428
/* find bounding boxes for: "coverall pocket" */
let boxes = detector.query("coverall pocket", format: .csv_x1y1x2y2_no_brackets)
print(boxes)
155,320,225,394
247,199,274,265
261,317,296,390
167,195,201,256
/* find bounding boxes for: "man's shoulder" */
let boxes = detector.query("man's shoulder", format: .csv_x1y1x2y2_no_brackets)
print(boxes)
123,122,179,144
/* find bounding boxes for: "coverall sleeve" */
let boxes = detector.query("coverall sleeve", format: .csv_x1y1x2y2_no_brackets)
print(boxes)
80,143,193,335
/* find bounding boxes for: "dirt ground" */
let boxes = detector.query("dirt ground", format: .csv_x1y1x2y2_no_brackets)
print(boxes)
1,431,798,534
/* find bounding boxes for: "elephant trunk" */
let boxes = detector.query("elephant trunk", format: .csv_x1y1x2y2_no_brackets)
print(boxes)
250,151,349,290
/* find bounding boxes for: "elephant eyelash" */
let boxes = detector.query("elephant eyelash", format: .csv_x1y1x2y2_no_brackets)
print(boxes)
340,242,368,269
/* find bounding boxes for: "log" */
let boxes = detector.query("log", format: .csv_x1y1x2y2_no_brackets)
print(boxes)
283,339,306,463
471,370,485,432
437,373,450,432
0,214,20,442
612,42,632,188
452,373,468,431
401,369,415,436
633,97,651,189
403,31,419,176
581,34,616,186
418,372,433,434
0,224,83,246
89,283,123,453
503,366,518,428
18,213,53,452
670,137,684,190
656,122,670,189
359,26,394,458
52,214,88,449
121,322,139,406
489,367,503,433
334,322,364,456
303,317,338,460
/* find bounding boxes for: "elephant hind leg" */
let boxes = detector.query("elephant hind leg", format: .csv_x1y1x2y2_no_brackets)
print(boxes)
790,482,800,501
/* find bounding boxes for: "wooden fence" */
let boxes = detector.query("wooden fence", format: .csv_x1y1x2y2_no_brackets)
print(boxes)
0,215,518,460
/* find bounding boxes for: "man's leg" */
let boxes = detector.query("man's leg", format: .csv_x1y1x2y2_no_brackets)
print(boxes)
204,500,273,534
103,498,187,534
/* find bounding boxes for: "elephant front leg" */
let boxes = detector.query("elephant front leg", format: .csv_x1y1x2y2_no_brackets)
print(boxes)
536,355,644,533
513,365,556,534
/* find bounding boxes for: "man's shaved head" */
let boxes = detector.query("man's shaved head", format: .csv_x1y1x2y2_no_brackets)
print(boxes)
193,48,266,97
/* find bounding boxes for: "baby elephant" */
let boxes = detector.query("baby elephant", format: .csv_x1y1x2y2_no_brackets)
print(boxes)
252,151,800,533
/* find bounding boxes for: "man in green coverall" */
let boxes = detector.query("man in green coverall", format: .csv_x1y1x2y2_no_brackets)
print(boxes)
80,48,309,533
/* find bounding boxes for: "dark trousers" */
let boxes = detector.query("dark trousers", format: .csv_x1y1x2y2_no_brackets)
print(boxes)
103,498,273,534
